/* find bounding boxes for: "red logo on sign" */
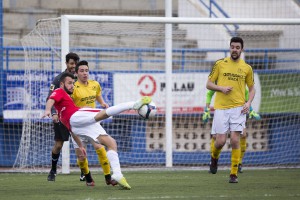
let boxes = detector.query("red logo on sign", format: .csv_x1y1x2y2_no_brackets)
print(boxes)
138,75,156,96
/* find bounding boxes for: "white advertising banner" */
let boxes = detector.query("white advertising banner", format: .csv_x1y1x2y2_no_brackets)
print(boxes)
113,72,261,114
114,73,209,114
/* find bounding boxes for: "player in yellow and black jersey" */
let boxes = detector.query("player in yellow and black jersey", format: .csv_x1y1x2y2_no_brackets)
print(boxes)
71,60,117,186
206,37,256,183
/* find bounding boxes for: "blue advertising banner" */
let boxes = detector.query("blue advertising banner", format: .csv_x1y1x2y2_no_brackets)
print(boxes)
2,70,113,122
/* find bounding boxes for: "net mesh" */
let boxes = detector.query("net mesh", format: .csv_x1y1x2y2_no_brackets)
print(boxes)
13,17,300,171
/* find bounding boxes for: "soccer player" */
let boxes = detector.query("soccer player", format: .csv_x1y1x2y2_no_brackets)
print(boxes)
206,37,255,183
46,52,80,182
71,60,116,186
202,89,261,173
42,72,152,189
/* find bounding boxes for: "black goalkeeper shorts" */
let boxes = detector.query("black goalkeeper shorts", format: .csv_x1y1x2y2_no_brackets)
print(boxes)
53,122,70,141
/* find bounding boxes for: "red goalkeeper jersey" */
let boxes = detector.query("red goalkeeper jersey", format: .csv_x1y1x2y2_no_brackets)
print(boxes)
49,88,79,130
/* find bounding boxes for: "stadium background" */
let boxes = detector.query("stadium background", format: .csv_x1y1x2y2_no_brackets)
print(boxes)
0,0,300,169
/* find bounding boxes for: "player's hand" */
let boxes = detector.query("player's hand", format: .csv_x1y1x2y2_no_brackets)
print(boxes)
101,102,109,108
42,110,51,118
78,147,87,157
202,107,211,123
52,114,59,123
220,86,233,94
242,102,251,114
249,110,261,120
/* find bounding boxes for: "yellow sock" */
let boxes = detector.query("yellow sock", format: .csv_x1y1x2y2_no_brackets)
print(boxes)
77,158,89,174
240,137,247,165
210,138,215,154
96,147,111,175
211,141,222,159
230,149,241,175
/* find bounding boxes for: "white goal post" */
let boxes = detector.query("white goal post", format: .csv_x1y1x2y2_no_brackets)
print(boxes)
14,15,300,173
61,15,300,173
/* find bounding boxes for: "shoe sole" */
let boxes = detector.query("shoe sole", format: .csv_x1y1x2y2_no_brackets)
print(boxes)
106,180,118,186
119,184,131,190
86,182,95,186
229,180,238,183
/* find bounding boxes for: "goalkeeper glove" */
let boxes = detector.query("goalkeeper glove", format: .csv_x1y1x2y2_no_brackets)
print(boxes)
202,107,211,123
249,106,261,120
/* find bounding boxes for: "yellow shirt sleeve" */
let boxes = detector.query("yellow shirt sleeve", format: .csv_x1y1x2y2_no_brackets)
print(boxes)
245,65,255,88
208,59,222,82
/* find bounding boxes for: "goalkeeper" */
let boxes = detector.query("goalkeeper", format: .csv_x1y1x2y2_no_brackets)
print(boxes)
202,88,261,173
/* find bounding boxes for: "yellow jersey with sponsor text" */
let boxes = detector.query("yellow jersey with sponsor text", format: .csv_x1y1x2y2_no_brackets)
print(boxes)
72,80,101,108
208,57,254,109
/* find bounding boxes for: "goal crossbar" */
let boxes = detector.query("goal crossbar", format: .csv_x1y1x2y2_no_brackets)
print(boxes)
63,15,300,25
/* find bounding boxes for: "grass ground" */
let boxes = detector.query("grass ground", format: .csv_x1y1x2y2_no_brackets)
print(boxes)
0,169,299,200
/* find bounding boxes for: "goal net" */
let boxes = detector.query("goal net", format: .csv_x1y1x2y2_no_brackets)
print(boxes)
13,16,300,172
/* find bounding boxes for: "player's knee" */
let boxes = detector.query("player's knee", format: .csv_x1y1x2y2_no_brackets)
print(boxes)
107,138,117,151
230,139,240,149
76,151,87,160
215,141,225,149
93,142,103,150
53,141,64,151
77,154,86,161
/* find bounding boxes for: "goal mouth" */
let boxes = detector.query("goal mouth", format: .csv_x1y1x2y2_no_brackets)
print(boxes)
9,16,300,172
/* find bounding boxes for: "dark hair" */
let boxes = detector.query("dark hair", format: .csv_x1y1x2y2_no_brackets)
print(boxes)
230,37,244,49
60,72,75,83
75,60,89,72
66,52,80,63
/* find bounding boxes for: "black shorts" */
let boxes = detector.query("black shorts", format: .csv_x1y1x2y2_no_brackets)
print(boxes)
53,122,70,141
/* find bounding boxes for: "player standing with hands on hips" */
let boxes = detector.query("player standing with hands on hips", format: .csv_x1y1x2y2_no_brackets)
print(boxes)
206,37,255,183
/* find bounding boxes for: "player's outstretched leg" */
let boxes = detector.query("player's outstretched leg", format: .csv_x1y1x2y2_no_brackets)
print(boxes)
94,96,152,122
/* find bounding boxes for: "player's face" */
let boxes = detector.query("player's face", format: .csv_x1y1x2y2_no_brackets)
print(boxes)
230,42,243,61
66,59,77,74
62,77,75,95
76,65,89,83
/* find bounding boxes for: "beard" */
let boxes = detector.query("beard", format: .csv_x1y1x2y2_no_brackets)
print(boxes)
231,52,241,61
64,85,73,95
